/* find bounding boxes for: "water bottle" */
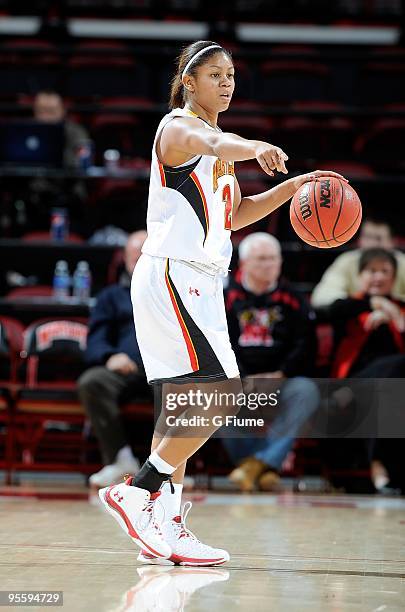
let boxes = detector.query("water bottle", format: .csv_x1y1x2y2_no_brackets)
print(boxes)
50,208,69,242
53,260,70,300
76,140,94,170
73,261,92,300
103,149,120,170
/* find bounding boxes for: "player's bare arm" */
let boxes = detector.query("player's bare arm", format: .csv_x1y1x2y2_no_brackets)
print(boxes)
159,116,288,173
232,170,349,231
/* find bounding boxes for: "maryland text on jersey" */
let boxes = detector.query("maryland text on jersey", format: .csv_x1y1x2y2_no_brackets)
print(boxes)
213,159,235,192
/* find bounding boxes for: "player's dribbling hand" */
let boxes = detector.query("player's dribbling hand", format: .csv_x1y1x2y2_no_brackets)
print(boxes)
293,170,349,191
254,142,289,176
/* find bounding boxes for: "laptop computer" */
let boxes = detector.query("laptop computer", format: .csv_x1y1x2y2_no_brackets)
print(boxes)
0,120,65,167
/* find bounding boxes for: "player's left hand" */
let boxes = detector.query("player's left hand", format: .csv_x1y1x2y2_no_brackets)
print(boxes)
293,170,349,191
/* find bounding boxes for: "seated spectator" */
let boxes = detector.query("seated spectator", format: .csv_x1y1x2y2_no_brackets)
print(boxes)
324,249,405,493
24,91,89,234
33,90,90,168
223,232,319,492
312,216,405,307
78,230,150,488
328,248,404,378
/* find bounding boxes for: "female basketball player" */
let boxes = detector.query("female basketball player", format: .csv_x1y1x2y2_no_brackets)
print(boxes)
100,40,348,566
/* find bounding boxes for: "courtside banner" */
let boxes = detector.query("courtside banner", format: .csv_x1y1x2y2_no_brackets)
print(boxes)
152,378,405,439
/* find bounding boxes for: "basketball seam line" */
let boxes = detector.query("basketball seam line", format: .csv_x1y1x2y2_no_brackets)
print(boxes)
291,199,320,246
332,179,344,240
334,205,362,243
313,179,331,247
303,204,362,243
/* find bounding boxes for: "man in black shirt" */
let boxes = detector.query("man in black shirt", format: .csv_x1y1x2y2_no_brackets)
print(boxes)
224,233,319,492
78,230,150,487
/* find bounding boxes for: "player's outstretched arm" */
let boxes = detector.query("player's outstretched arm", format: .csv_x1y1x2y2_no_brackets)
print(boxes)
160,117,288,174
232,170,349,231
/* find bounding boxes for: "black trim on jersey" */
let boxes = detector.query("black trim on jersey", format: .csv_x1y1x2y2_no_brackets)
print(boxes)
166,260,226,380
163,157,209,244
162,156,201,185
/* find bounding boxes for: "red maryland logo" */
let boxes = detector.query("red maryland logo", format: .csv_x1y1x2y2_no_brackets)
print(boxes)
35,321,88,351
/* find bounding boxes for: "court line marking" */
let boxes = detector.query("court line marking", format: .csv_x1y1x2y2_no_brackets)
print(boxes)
1,544,404,566
1,560,404,580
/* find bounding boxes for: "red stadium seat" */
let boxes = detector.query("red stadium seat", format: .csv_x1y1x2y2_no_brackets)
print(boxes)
0,317,25,480
101,96,154,110
270,45,319,56
21,231,84,244
290,100,345,111
91,113,152,161
232,59,255,101
19,317,88,392
90,179,148,232
74,40,132,52
11,316,153,476
13,318,88,471
354,118,405,168
268,115,355,161
257,60,331,104
6,286,54,299
360,62,405,105
0,38,60,94
316,161,375,179
67,44,149,97
0,316,24,391
1,38,59,62
270,117,321,159
219,115,273,142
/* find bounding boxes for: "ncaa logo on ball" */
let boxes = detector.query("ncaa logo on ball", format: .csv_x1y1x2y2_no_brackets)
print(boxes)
299,183,312,221
320,179,331,208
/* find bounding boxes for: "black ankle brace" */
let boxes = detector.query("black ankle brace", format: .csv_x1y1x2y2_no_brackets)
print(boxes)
132,459,174,494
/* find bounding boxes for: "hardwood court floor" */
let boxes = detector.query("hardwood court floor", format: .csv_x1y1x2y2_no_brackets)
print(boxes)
1,488,405,611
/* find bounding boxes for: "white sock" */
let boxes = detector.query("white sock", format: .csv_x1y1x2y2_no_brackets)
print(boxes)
149,450,176,475
160,482,183,520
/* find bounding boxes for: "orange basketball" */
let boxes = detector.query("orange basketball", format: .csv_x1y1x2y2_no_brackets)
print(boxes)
290,177,362,248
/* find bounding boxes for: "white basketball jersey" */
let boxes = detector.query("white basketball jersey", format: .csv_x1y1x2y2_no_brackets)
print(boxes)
141,107,235,272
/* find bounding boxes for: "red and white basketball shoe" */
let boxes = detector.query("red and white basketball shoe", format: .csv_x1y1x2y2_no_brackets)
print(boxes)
98,477,171,559
137,502,230,566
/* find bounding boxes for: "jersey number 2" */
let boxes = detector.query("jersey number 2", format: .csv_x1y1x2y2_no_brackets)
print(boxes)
222,184,232,230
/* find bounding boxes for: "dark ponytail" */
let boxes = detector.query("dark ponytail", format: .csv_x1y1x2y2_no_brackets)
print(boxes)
169,40,232,109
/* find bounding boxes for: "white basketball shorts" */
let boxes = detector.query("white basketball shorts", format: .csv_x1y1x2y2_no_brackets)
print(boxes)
131,254,240,384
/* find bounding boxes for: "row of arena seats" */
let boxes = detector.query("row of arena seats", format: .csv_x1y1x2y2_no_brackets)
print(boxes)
1,107,403,168
55,114,405,167
0,40,404,103
0,0,402,18
0,315,333,482
0,316,154,480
